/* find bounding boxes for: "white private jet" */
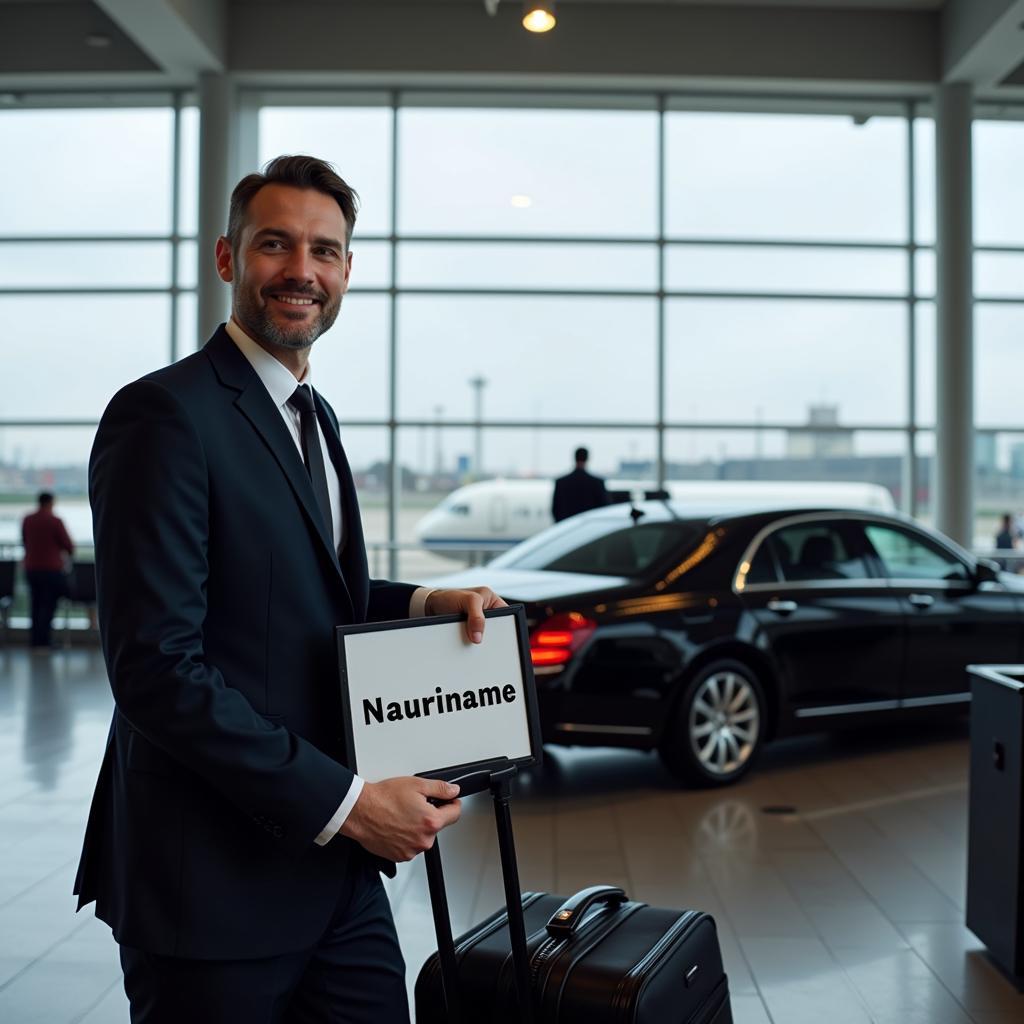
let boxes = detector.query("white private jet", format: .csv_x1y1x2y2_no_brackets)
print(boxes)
414,478,895,557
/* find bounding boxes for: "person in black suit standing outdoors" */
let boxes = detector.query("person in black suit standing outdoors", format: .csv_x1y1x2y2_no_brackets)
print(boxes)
75,155,504,1024
551,447,609,522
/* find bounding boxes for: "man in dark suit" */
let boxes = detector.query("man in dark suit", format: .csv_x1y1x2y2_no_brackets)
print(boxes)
75,155,504,1023
551,447,609,522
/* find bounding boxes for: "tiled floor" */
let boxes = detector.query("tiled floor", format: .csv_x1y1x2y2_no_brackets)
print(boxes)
1,646,1023,1023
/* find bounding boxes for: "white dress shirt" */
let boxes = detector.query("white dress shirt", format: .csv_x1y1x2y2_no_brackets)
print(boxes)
225,319,434,844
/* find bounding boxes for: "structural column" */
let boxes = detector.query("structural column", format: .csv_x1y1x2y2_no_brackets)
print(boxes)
196,73,235,343
934,82,974,547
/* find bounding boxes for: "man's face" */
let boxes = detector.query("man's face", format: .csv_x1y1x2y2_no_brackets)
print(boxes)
215,183,352,352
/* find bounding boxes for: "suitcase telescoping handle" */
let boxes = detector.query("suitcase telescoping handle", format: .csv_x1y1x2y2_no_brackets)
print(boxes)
423,764,535,1024
545,885,628,939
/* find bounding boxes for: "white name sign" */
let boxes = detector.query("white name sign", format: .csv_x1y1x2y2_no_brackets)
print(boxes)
336,607,540,782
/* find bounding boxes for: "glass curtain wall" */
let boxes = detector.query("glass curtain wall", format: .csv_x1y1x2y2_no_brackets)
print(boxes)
258,96,932,577
0,96,198,560
4,93,1022,580
972,117,1024,552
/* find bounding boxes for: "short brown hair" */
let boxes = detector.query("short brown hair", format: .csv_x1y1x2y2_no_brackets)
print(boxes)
226,155,359,249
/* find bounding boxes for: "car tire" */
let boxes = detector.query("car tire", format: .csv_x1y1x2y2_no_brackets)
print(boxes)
660,659,765,787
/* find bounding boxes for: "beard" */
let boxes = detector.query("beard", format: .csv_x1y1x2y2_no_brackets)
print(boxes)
233,281,343,351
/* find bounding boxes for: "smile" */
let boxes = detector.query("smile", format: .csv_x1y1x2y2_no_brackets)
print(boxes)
270,295,318,306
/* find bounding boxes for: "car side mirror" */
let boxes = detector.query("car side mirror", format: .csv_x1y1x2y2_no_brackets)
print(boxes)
974,558,1000,586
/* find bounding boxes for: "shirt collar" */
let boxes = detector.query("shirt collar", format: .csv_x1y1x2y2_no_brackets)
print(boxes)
225,318,312,409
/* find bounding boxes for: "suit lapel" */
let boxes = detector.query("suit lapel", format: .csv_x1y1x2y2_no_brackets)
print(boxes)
203,329,348,596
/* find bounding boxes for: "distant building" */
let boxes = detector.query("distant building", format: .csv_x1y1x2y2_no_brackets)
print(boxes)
1010,443,1024,481
786,404,854,459
975,433,998,475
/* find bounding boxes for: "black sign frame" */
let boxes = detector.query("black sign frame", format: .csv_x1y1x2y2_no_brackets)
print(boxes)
335,604,543,782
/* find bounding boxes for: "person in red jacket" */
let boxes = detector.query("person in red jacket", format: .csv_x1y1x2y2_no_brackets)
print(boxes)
21,491,74,649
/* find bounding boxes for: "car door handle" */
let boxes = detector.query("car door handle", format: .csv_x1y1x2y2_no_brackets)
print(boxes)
767,599,798,615
908,593,935,609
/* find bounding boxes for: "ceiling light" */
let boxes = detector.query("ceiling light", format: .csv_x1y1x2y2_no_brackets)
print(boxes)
510,194,532,208
523,1,556,33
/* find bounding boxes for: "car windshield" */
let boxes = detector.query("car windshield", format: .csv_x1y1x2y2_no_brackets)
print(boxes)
491,517,703,577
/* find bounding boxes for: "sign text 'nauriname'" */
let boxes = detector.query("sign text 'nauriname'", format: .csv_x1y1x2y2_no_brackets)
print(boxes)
338,611,535,782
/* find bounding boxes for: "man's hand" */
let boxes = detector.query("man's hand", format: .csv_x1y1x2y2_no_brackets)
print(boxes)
425,587,507,644
339,777,461,862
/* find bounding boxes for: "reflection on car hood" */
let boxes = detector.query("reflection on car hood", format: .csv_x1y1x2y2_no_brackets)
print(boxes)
422,568,629,602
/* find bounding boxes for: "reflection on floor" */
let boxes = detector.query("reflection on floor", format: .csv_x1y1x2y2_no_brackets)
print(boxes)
1,647,1022,1023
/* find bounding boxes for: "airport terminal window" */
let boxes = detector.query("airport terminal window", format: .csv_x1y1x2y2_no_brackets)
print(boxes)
304,294,390,420
259,106,394,236
396,295,657,423
0,427,99,554
665,244,907,297
914,301,936,427
913,117,936,246
0,241,173,289
864,524,969,582
972,121,1024,543
0,295,172,421
976,304,1024,428
398,241,657,292
665,298,906,425
975,252,1024,300
397,107,658,237
0,99,194,568
0,108,175,235
768,523,870,582
975,120,1024,247
14,95,1024,575
665,112,906,242
178,106,200,237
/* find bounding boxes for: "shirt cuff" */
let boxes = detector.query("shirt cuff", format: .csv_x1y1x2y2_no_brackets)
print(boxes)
314,775,365,847
409,586,438,618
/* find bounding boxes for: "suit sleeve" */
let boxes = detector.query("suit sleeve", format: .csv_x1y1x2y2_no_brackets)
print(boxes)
90,379,354,856
366,579,418,622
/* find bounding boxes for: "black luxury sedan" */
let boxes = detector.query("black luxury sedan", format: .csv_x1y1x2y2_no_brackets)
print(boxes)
431,502,1024,786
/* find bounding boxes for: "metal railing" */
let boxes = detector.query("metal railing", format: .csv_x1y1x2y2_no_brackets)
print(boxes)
5,542,1024,641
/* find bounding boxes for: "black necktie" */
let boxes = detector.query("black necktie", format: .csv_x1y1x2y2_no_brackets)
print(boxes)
287,385,333,539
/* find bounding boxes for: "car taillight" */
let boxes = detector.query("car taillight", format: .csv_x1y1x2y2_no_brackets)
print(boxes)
530,612,596,667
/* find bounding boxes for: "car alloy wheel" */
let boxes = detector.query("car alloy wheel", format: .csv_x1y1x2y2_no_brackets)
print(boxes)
688,669,761,778
661,659,765,786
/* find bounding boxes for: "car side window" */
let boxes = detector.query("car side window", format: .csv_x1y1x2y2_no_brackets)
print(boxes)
744,541,779,585
768,522,870,582
864,523,970,583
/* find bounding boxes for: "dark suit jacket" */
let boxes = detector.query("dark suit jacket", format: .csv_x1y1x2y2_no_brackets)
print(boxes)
74,326,416,960
551,468,608,522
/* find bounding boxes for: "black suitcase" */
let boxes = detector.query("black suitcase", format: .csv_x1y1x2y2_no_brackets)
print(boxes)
414,767,732,1024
